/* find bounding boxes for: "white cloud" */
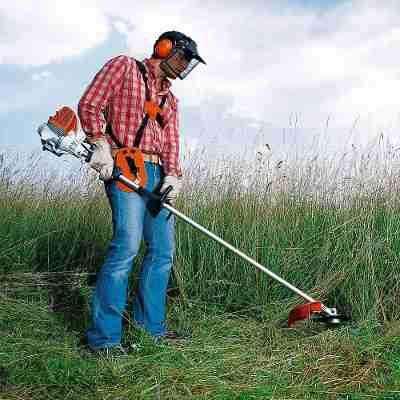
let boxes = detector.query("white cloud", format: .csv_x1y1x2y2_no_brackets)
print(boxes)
2,0,400,149
31,70,52,81
0,0,110,66
95,0,400,143
113,20,130,36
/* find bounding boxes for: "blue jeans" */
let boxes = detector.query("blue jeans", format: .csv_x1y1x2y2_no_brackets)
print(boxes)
86,162,175,350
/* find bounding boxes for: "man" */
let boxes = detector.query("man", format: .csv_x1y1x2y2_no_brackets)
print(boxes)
78,31,206,355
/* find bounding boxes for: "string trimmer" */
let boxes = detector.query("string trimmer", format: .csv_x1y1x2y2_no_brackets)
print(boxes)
37,106,349,328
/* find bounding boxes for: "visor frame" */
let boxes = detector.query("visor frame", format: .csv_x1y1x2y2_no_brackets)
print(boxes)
160,47,201,80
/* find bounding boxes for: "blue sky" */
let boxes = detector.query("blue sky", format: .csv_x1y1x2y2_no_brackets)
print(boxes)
0,29,127,149
1,0,399,160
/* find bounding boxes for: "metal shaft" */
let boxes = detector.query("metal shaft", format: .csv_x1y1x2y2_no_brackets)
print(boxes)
38,121,336,319
118,174,335,316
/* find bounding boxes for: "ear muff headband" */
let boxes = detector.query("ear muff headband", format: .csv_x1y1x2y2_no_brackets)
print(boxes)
155,38,174,59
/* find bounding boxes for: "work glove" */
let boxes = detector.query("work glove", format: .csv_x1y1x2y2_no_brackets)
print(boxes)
160,175,182,203
89,137,114,181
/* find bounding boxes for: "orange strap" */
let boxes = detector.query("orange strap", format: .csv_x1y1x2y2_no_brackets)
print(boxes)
144,100,162,121
114,147,147,192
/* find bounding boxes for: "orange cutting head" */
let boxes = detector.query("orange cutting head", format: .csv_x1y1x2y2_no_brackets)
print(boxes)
48,106,78,135
288,301,322,327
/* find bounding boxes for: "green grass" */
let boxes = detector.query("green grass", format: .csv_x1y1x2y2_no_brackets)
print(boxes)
1,293,399,399
1,150,400,399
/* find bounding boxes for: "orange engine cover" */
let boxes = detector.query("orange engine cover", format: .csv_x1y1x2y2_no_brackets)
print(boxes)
48,106,78,135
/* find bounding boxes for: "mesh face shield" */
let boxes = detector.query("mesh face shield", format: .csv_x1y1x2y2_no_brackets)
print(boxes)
160,46,203,80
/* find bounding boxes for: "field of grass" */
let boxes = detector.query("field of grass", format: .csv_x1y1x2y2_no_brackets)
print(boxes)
1,147,400,399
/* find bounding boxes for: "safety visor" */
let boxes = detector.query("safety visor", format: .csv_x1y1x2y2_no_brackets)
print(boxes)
161,47,205,80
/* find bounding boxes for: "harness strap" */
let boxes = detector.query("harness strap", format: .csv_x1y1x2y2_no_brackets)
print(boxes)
106,59,168,149
134,60,168,148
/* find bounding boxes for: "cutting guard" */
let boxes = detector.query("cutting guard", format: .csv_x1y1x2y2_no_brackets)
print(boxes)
288,301,323,327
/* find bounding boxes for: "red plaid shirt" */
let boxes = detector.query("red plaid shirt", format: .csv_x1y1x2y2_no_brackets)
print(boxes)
78,55,182,177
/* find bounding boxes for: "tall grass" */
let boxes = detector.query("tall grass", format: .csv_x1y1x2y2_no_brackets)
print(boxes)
2,142,400,323
1,143,400,399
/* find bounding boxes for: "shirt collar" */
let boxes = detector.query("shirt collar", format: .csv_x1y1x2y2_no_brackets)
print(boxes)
142,58,172,95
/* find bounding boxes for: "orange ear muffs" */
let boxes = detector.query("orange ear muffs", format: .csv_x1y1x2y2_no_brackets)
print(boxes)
155,38,174,59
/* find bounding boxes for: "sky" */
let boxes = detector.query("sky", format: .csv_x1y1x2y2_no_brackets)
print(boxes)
1,0,400,161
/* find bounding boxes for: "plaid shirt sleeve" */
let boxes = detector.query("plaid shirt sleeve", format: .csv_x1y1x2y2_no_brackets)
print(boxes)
78,55,128,141
161,97,182,177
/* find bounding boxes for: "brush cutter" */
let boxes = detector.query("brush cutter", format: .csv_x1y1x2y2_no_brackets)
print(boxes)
37,106,348,328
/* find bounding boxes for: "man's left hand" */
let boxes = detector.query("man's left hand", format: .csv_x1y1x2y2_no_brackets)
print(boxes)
160,175,182,203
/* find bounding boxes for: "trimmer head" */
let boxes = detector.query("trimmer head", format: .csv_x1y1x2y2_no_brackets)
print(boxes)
288,301,350,328
311,310,351,327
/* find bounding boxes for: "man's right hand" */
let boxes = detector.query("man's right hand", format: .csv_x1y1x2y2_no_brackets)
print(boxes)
89,137,114,181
